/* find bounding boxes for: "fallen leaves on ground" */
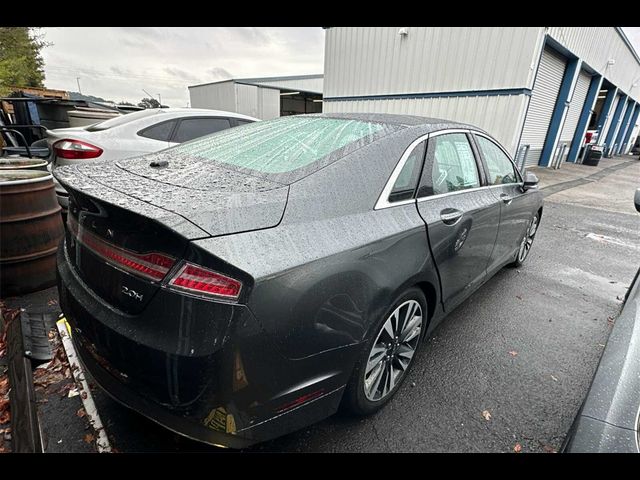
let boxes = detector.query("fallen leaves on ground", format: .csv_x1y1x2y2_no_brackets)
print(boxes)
0,376,8,396
0,306,19,454
0,306,20,359
482,410,492,421
83,433,95,444
76,407,86,418
515,295,523,300
542,445,557,453
33,335,72,391
513,443,522,453
508,351,518,357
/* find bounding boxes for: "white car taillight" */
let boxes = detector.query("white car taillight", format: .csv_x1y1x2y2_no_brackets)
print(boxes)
53,139,103,159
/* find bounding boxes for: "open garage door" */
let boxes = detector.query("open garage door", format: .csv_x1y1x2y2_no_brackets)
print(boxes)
557,69,591,162
520,47,567,167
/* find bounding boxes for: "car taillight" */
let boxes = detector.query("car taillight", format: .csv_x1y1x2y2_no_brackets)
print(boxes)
168,263,242,301
53,139,103,159
68,215,175,281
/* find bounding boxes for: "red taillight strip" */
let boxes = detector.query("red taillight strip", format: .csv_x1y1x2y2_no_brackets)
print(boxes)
168,263,242,301
67,215,175,281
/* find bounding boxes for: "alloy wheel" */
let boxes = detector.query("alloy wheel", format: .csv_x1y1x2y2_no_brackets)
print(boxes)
363,300,423,401
517,215,538,263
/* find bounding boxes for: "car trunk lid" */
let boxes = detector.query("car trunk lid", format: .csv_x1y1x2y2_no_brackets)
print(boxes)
54,158,287,313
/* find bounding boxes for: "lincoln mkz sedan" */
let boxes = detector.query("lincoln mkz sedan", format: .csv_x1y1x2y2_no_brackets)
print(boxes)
54,113,543,448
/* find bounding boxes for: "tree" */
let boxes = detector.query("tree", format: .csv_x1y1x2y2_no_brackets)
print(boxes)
0,27,49,97
138,97,161,109
118,101,135,106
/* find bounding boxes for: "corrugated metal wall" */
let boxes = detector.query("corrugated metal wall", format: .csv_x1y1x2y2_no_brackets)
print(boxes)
518,47,566,167
557,69,592,161
235,83,259,118
188,81,236,111
324,27,543,97
188,82,282,120
258,87,280,120
324,94,529,155
323,27,640,167
547,27,640,103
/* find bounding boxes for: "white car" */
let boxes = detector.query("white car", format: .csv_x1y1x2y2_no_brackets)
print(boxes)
47,108,258,209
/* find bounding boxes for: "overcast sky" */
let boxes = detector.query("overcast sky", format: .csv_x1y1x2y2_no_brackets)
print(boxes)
40,27,640,108
41,27,326,107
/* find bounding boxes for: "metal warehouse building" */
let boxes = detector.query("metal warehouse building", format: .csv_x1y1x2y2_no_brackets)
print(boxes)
322,27,640,169
188,74,323,120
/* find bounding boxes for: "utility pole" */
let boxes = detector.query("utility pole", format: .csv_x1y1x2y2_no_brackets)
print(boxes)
76,77,82,94
157,93,162,106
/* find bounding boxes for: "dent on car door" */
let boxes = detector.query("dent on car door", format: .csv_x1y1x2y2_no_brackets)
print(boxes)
472,134,535,269
415,132,500,312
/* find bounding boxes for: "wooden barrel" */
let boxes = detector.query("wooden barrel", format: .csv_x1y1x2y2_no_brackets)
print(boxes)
0,170,64,297
0,158,49,171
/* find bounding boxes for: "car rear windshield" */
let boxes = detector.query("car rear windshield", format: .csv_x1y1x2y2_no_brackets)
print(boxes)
85,109,164,131
167,115,400,183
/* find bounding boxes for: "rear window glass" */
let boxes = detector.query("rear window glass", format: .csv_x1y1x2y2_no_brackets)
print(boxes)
172,118,231,143
86,109,164,131
168,116,397,183
138,120,176,141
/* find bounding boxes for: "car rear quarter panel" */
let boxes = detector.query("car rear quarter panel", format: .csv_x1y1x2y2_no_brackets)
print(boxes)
194,129,442,360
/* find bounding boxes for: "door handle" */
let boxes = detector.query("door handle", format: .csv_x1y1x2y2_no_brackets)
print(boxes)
499,193,512,205
440,208,463,225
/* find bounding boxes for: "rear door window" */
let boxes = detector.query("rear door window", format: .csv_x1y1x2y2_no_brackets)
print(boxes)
137,120,177,141
417,133,480,197
172,118,231,143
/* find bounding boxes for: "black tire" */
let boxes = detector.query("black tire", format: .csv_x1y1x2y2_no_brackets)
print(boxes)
342,287,427,416
509,212,540,268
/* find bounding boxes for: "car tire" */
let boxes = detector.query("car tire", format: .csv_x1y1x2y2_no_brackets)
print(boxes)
342,287,427,416
509,212,540,268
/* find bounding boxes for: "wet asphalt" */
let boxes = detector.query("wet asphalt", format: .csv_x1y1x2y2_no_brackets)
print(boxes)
34,160,640,452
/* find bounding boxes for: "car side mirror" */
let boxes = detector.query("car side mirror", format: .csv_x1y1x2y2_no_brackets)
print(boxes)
634,188,640,213
522,171,539,191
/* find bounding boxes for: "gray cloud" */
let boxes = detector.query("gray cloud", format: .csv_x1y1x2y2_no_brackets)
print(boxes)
207,67,233,80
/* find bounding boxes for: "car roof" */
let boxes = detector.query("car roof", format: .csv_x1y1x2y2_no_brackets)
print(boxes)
301,112,479,130
148,108,258,121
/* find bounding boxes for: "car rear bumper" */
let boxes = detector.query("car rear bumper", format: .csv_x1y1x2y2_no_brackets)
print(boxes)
56,241,354,447
71,322,345,449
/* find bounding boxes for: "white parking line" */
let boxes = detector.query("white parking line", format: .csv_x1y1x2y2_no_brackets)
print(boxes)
56,318,112,453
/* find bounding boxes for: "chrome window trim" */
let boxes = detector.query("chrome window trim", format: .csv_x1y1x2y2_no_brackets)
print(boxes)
472,131,524,184
374,128,474,210
417,185,488,203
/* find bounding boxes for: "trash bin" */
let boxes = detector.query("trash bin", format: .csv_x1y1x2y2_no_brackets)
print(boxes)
582,144,603,166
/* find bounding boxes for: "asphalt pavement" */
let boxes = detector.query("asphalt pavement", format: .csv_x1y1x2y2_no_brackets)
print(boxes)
24,156,640,452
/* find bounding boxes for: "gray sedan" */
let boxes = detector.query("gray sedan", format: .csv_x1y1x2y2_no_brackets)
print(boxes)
54,113,544,447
